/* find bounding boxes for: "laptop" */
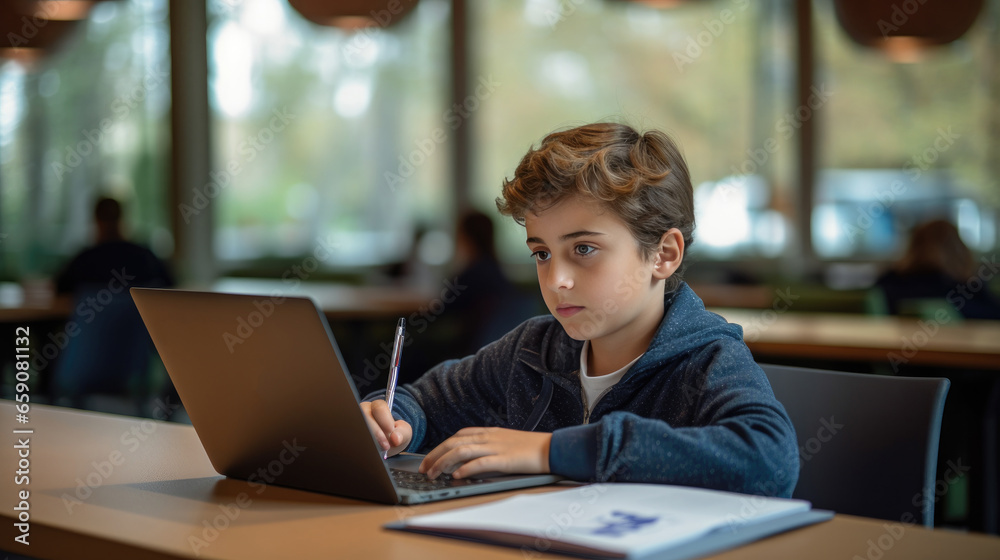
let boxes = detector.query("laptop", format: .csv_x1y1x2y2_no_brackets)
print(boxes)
130,287,561,504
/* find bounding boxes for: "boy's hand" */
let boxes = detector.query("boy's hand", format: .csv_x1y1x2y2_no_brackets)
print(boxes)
360,400,412,457
419,427,551,479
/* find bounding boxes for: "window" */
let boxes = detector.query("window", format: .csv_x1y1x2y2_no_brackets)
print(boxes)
0,0,172,279
812,0,999,260
471,0,795,266
208,0,451,271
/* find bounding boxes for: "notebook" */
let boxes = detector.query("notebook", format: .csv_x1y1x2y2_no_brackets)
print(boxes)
130,287,561,504
387,483,834,559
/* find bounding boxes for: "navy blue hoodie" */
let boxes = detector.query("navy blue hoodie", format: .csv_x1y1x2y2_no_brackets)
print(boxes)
364,282,799,497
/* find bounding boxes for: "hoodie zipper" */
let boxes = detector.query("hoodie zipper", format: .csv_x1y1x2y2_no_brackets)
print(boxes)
582,386,615,425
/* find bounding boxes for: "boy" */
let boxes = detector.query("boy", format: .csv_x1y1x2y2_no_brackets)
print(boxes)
362,122,799,497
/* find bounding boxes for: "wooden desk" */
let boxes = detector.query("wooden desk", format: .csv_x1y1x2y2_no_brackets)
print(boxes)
0,279,434,323
712,308,1000,371
0,282,72,323
3,402,1000,559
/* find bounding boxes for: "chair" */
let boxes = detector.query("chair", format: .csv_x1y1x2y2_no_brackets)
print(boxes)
761,364,950,526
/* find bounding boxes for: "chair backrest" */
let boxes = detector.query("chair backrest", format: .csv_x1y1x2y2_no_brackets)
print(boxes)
761,364,950,527
52,285,154,401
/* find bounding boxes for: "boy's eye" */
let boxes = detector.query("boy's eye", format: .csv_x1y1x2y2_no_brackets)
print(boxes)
575,245,596,256
530,250,551,262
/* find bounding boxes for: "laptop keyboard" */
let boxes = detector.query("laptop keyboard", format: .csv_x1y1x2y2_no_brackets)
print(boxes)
391,468,481,490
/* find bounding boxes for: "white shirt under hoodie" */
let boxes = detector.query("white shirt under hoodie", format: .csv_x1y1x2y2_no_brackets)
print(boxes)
578,340,644,414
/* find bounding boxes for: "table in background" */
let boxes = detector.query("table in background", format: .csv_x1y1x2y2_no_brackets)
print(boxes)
210,278,434,321
2,402,1000,559
711,308,1000,371
0,282,71,323
0,279,434,401
0,279,435,323
211,277,440,387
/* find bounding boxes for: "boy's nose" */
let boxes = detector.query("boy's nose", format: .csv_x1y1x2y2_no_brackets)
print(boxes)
545,259,574,291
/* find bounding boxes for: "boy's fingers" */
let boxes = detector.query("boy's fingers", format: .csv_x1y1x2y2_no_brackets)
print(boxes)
383,421,412,457
419,439,451,472
362,402,414,458
428,449,478,479
390,420,412,448
422,440,483,478
360,402,390,450
369,399,397,435
452,456,499,479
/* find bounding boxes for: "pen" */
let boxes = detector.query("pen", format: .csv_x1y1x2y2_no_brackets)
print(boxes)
383,317,406,459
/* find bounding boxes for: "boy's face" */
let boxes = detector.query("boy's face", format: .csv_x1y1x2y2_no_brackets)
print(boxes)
524,195,679,347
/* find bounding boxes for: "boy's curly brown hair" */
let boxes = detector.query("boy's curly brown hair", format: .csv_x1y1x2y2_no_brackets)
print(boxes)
496,122,695,292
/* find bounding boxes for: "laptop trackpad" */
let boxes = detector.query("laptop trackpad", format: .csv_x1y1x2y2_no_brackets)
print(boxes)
387,453,424,473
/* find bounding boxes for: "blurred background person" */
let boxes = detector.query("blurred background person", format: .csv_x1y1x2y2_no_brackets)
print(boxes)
50,196,175,414
448,210,533,353
875,219,1000,320
398,210,540,382
54,196,174,295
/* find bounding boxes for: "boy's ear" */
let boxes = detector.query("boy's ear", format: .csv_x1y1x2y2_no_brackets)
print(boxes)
651,229,684,280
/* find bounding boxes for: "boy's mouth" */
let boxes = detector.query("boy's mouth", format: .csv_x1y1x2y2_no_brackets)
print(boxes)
555,304,585,317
